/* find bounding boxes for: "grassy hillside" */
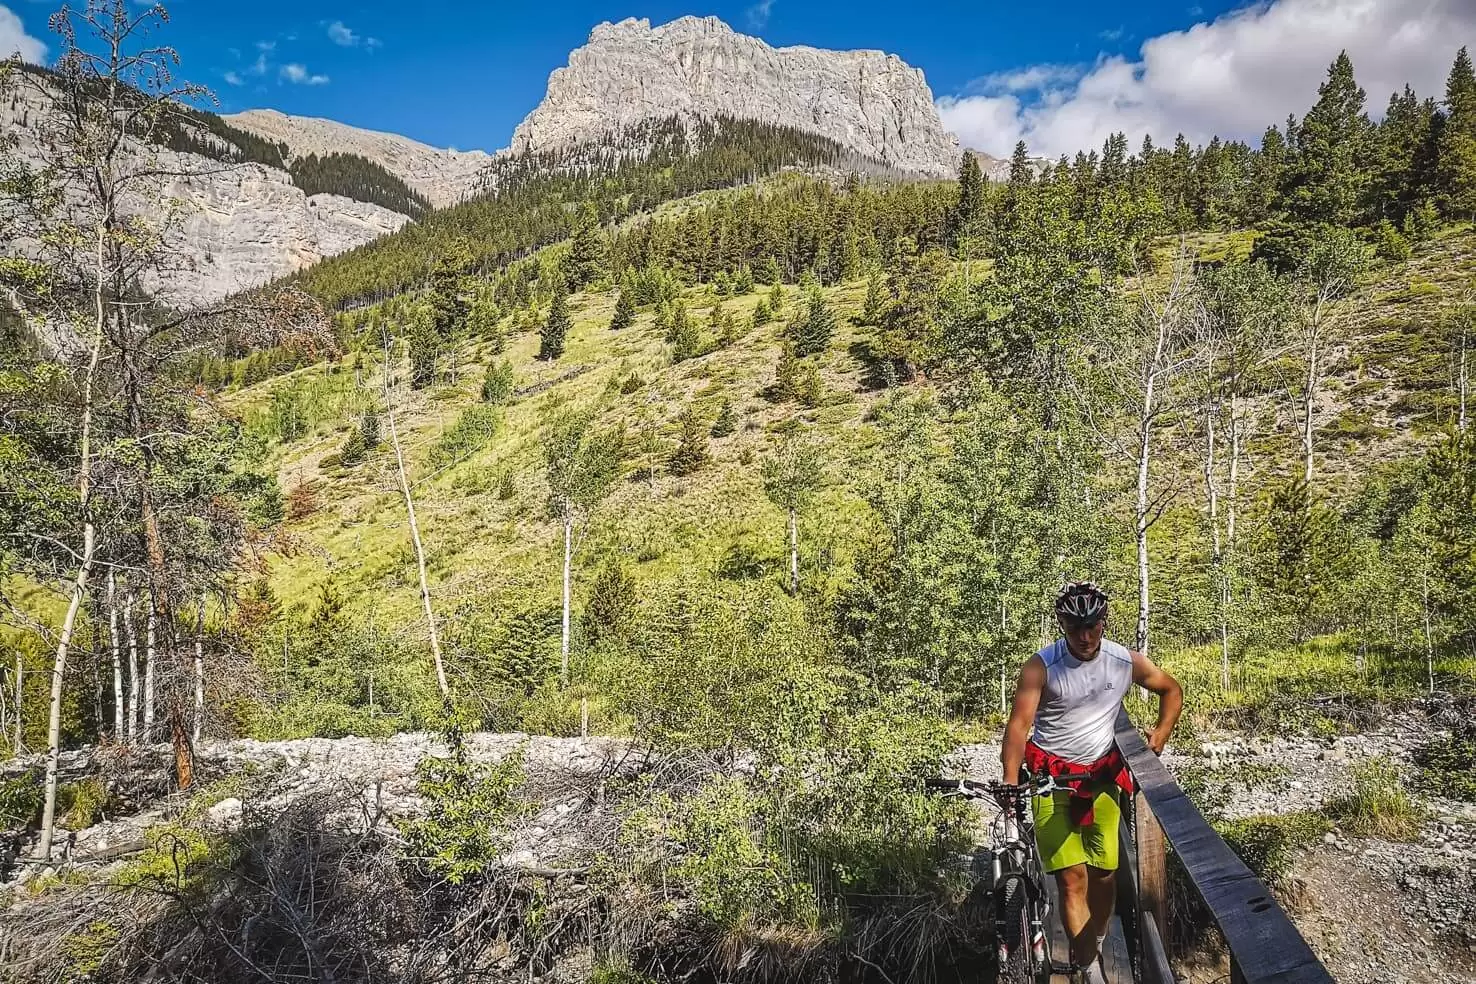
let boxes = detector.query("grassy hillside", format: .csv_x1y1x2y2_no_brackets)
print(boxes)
225,218,1476,736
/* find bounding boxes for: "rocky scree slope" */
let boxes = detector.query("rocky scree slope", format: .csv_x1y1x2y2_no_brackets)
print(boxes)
510,15,961,178
224,109,492,209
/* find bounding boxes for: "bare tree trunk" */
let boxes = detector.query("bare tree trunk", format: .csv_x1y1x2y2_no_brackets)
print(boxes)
12,653,22,754
124,592,139,743
1227,396,1242,548
39,288,105,861
382,335,449,699
1459,318,1469,434
1300,295,1327,489
1135,415,1152,656
561,509,573,688
192,602,204,745
142,591,156,741
107,570,124,740
1422,567,1435,696
787,507,799,596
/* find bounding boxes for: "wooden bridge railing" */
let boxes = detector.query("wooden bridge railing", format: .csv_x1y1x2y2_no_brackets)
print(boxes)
1112,710,1335,984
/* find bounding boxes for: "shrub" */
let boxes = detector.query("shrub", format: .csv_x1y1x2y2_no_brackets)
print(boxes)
1215,811,1331,887
481,360,515,405
432,403,501,465
0,771,44,830
1414,726,1476,802
399,733,527,884
1324,758,1425,840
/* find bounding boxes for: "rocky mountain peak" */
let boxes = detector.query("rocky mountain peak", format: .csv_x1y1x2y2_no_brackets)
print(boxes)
510,16,961,177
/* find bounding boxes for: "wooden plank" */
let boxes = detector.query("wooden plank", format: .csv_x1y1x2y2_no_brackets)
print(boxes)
1114,711,1334,984
1136,793,1169,957
1141,911,1175,984
1044,867,1136,983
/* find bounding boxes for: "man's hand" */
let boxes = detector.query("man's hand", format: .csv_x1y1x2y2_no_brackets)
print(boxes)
1146,729,1169,755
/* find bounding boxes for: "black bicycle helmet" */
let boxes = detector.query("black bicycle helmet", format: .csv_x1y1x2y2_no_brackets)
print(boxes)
1055,581,1109,624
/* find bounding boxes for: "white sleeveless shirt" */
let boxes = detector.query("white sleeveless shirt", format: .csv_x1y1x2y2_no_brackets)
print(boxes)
1029,638,1135,764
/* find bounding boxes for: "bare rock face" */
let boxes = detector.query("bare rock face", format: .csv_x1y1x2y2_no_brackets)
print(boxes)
224,109,491,208
510,16,961,177
1,84,411,309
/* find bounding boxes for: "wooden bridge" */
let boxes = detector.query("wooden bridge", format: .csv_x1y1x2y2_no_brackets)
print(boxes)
1056,712,1337,984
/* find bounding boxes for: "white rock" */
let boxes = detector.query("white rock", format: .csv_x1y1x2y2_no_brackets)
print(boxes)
206,797,243,827
510,16,959,177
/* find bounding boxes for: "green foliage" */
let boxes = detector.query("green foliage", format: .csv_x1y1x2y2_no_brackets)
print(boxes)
289,152,430,218
57,778,110,830
1371,218,1412,262
338,426,367,466
1324,757,1425,840
432,404,502,466
761,437,823,514
542,409,625,519
565,202,608,289
670,304,705,361
1413,718,1476,801
538,285,572,360
399,733,528,884
359,410,381,449
113,824,218,891
1284,52,1374,226
0,770,43,830
609,289,635,331
584,560,637,643
481,360,516,405
1214,812,1331,887
710,398,736,438
786,286,836,357
668,406,710,476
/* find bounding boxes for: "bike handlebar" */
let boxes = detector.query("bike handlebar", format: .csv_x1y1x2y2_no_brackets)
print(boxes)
926,771,1099,800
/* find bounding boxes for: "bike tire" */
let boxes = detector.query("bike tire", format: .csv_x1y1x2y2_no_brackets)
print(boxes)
996,879,1034,984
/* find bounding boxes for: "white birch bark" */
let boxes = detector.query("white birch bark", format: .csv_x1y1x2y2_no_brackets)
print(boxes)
193,602,205,745
142,591,157,741
560,509,573,687
382,335,449,699
124,592,139,743
108,569,124,740
38,279,106,861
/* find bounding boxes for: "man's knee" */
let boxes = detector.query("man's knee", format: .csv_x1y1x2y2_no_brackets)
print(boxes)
1087,865,1117,886
1056,863,1089,898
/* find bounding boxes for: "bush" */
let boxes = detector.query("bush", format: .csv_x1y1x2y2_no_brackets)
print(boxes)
1215,811,1331,887
1371,219,1411,263
0,771,44,830
58,778,110,830
399,733,527,884
1324,758,1425,840
1414,726,1476,801
432,403,501,465
481,360,515,405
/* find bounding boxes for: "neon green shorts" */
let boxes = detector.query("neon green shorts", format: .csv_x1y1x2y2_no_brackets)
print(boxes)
1031,787,1121,873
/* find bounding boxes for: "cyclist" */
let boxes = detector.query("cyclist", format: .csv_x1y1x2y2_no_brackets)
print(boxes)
1000,581,1183,984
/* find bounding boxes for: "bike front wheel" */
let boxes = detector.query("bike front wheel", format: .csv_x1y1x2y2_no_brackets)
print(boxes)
996,879,1035,984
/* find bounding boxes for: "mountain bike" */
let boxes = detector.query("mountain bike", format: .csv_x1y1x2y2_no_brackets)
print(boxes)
928,773,1092,984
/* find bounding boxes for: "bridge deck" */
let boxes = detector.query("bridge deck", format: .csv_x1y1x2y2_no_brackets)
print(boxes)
1044,875,1134,983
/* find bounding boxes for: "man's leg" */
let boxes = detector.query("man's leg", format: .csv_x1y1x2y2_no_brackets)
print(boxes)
1053,863,1096,967
1085,866,1117,958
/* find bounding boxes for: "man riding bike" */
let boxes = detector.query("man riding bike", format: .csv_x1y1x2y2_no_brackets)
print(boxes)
1000,582,1183,984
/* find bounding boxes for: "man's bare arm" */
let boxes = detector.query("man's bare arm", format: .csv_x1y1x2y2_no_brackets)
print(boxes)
1001,655,1046,784
1131,651,1183,755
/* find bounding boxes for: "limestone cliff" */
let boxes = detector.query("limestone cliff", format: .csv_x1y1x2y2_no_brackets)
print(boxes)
509,16,960,177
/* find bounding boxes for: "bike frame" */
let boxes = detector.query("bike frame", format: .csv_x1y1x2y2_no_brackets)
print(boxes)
991,787,1052,979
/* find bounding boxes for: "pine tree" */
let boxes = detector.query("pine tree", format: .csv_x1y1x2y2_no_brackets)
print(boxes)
538,284,572,360
359,410,381,449
710,399,736,437
564,202,607,289
666,300,691,345
788,286,836,357
1439,47,1476,220
773,340,800,402
653,302,674,340
610,289,635,331
949,151,986,247
1372,86,1438,223
1285,52,1374,226
668,407,710,476
859,272,886,326
481,360,515,405
733,265,755,294
750,298,773,330
769,281,785,314
671,307,704,361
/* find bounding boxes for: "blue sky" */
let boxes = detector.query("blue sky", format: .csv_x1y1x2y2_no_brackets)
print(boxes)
4,0,1473,157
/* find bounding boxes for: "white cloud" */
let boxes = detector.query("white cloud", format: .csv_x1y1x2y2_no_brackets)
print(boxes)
938,0,1476,159
746,0,774,31
280,63,329,86
223,70,244,86
0,3,46,63
327,20,359,46
973,63,1084,94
